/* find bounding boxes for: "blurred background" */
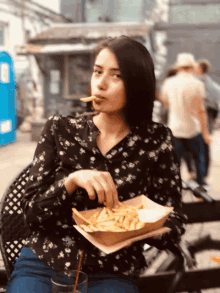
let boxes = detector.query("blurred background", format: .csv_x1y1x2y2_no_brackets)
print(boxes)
1,0,220,182
1,0,220,186
1,0,220,142
1,3,220,291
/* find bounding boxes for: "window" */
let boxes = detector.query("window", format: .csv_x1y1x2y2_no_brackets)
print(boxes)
50,70,60,95
0,120,12,134
69,54,91,95
1,63,9,83
64,54,91,100
171,5,220,24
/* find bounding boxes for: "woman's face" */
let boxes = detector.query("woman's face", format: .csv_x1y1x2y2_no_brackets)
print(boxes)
91,48,126,114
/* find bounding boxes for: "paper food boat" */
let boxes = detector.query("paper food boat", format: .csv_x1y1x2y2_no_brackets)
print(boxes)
72,195,173,253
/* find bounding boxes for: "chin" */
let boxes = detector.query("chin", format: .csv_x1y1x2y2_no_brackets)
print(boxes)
93,104,106,112
93,103,122,114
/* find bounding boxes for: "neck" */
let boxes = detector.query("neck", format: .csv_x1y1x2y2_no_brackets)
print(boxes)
93,112,130,137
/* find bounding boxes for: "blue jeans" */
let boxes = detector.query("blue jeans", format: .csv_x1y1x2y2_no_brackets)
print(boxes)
174,134,206,185
206,107,218,135
6,246,139,293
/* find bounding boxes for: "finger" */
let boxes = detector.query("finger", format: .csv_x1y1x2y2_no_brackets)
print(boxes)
99,173,118,209
92,179,105,204
104,172,119,208
100,180,114,209
85,184,96,201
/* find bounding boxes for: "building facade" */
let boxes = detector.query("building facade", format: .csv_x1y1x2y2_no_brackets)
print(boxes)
17,22,153,121
16,0,156,122
0,0,71,121
156,0,220,84
60,0,156,23
16,0,158,140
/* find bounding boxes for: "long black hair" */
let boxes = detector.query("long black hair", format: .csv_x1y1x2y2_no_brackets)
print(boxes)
92,35,156,127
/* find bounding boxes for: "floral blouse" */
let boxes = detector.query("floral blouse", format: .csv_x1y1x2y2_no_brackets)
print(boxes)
21,113,187,279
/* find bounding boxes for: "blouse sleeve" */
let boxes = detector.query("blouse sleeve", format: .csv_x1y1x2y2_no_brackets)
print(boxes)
21,116,71,231
142,126,187,250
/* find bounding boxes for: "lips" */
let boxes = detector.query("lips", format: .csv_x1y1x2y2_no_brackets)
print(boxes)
94,95,105,100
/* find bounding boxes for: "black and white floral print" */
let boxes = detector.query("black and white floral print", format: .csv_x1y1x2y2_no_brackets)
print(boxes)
21,113,187,279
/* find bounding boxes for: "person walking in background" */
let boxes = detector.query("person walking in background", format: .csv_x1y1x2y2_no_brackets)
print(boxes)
168,64,194,183
194,59,220,187
159,53,211,193
158,65,197,184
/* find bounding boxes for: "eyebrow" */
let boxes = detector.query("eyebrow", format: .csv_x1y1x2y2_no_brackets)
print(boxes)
94,64,120,71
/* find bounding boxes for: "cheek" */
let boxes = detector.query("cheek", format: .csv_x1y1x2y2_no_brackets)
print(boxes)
90,78,96,92
114,91,126,109
114,82,126,96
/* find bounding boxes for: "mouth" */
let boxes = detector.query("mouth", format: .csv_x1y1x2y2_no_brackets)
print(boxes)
94,95,105,100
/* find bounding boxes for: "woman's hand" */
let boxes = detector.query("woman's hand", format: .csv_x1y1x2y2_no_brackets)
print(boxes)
68,170,119,209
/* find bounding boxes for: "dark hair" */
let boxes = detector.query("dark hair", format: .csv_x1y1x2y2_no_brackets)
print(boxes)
92,35,156,127
165,66,178,79
198,59,211,74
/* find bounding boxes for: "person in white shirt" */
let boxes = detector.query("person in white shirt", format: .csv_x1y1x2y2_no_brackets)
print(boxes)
157,67,195,182
160,53,211,192
194,60,220,185
195,60,220,134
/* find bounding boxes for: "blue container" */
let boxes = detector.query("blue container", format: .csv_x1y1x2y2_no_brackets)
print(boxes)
0,51,16,146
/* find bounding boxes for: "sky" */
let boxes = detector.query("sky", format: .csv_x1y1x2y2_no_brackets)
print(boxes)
34,0,60,13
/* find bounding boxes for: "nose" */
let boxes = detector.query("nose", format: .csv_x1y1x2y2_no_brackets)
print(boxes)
97,73,108,90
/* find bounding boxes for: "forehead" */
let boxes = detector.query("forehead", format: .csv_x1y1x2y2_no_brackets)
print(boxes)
95,48,119,68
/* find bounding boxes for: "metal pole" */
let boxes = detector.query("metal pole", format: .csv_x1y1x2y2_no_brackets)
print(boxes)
82,0,86,22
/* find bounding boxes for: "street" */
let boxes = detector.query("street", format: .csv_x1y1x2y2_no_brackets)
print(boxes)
0,130,37,196
1,128,220,292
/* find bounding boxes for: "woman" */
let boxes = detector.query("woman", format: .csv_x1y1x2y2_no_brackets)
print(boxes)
6,36,186,293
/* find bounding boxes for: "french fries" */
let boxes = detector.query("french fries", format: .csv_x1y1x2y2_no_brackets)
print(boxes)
80,96,96,102
72,202,146,233
210,256,220,264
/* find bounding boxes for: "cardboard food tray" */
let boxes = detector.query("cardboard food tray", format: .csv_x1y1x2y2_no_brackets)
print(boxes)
73,195,173,247
74,225,171,254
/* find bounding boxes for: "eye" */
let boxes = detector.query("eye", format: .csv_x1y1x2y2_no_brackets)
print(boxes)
114,73,122,78
93,69,102,75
